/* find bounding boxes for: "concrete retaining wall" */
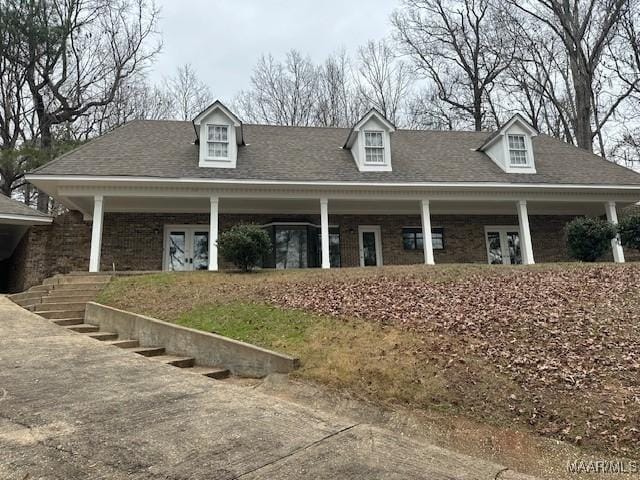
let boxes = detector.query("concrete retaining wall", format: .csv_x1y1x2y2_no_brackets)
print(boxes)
85,302,299,378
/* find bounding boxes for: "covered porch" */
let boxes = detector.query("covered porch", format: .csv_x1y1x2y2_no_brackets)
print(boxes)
30,179,637,272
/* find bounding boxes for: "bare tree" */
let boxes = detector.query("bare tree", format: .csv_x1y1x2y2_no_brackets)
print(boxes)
315,50,364,127
165,64,213,121
506,0,634,152
405,87,468,129
355,40,413,125
0,0,161,210
392,0,513,131
235,51,319,126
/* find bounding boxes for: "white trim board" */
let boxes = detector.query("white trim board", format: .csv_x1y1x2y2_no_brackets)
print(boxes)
0,213,53,225
25,174,640,191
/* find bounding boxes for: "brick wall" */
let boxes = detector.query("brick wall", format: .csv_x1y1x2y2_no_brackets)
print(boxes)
4,209,633,293
98,212,575,269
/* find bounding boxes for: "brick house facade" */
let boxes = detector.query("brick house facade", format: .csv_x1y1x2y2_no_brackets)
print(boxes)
6,103,638,291
0,210,578,292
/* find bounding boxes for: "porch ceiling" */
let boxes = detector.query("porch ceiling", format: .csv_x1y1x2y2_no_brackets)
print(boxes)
64,195,612,217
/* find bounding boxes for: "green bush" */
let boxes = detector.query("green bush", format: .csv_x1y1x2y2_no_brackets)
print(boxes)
217,224,271,272
565,217,617,262
619,214,640,251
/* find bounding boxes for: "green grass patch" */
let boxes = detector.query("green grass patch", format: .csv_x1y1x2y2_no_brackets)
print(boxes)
173,302,328,352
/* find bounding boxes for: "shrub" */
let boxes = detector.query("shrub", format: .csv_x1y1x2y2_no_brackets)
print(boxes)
565,217,617,262
217,224,271,272
619,214,640,251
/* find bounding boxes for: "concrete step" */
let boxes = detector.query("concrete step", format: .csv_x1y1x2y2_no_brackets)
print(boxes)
9,292,42,303
42,294,96,303
51,283,105,292
36,302,87,312
187,366,230,379
52,318,85,326
54,275,112,285
66,324,99,333
38,308,86,319
42,276,63,286
130,346,165,357
153,355,195,368
105,339,139,348
14,301,38,310
28,285,51,293
86,332,118,341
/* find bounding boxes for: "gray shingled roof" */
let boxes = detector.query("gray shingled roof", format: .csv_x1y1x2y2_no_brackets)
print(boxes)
32,120,640,185
0,194,48,218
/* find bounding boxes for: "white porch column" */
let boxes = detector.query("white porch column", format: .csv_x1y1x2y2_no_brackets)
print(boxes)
605,201,625,263
209,196,219,271
516,200,535,265
420,199,435,265
89,195,104,273
320,198,330,269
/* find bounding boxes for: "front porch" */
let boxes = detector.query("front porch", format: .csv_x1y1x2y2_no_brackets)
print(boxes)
73,196,629,272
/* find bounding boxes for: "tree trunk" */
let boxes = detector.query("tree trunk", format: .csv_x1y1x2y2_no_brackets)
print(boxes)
36,115,52,213
573,81,594,152
473,91,483,131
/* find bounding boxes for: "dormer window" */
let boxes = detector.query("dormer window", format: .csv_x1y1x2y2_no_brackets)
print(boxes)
364,131,385,163
344,109,395,172
193,100,243,169
207,125,229,159
508,134,528,166
477,114,538,174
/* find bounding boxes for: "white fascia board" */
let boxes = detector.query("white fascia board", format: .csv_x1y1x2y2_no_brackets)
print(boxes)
24,174,640,192
192,101,241,127
0,213,53,224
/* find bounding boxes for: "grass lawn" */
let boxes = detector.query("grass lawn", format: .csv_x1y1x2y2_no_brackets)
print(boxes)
97,263,640,458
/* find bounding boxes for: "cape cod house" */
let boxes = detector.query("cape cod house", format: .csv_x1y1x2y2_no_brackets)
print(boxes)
5,101,640,289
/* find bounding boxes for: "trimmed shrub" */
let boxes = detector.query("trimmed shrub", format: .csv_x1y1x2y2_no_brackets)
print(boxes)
619,214,640,251
565,217,617,262
217,224,271,272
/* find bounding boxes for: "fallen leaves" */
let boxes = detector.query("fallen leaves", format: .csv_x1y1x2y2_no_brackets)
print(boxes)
266,264,640,455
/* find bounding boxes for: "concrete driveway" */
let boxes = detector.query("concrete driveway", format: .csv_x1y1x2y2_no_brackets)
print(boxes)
0,297,535,480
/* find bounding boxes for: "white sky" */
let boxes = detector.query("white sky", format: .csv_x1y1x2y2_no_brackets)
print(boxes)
150,0,400,102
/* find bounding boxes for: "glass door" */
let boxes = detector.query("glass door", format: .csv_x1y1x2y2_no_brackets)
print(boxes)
167,231,189,271
192,231,210,270
358,226,382,267
485,227,522,265
165,227,210,271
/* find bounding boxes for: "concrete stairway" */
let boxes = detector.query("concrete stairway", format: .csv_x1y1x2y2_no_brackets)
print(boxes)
9,274,230,380
9,274,112,325
88,333,230,379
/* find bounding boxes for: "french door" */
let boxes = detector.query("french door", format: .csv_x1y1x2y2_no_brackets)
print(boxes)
164,226,209,271
485,227,522,265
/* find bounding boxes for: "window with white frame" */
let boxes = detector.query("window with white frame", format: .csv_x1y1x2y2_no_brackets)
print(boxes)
207,125,229,159
364,131,385,163
508,134,528,166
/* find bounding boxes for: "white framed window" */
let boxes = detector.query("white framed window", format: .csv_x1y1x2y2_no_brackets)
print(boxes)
508,134,528,166
364,131,385,164
207,125,229,159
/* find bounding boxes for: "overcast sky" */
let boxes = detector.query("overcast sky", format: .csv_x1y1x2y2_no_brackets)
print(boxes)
150,0,400,102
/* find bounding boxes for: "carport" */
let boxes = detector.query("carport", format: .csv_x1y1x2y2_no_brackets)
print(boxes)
0,193,52,292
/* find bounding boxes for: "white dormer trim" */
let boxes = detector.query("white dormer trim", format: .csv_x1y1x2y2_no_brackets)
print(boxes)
344,108,395,172
192,100,243,169
479,114,538,174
